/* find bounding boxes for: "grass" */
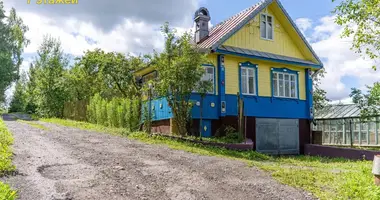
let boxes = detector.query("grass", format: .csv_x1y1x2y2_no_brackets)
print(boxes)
0,118,17,200
42,118,380,200
16,120,49,130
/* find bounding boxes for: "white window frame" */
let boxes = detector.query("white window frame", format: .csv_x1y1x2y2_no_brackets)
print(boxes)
260,13,274,40
241,67,256,95
272,71,298,99
194,65,215,94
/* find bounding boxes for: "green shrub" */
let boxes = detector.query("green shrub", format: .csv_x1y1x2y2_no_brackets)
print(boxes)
86,94,141,130
0,118,17,199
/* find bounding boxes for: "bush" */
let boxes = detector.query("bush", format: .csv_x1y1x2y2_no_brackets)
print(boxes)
87,94,141,131
0,118,17,199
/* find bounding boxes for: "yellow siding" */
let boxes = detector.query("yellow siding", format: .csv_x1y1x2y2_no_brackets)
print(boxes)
223,6,310,61
224,55,306,100
135,67,155,77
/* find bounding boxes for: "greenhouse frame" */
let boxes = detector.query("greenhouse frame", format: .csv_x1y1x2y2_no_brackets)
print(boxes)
313,104,380,146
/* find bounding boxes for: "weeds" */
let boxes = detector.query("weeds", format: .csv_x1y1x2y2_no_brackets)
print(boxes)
17,120,48,130
0,117,17,199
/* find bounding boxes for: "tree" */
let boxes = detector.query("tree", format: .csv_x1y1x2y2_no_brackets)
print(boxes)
153,23,209,136
9,72,28,113
24,63,38,113
333,0,380,69
32,35,70,118
350,83,380,119
0,4,29,103
68,49,147,100
313,69,330,112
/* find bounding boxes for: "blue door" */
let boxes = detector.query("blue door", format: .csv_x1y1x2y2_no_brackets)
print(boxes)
201,120,212,138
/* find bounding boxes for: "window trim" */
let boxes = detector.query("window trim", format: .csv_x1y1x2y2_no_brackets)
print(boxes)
271,67,299,99
239,61,258,96
193,64,216,95
260,13,274,41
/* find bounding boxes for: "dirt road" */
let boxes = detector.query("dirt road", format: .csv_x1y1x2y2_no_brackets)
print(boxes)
1,114,314,200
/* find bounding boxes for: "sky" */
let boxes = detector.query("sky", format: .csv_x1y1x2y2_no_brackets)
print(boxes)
3,0,379,104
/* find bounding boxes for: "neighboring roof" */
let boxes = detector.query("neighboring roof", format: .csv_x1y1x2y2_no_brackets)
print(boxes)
197,0,323,67
218,45,320,67
314,104,363,120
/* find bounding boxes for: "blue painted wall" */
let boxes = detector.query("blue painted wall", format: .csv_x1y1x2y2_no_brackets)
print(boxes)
225,94,310,119
200,120,212,137
305,69,313,119
145,94,219,121
147,93,310,121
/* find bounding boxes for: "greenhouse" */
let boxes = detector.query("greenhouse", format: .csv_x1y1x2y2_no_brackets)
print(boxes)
313,104,380,146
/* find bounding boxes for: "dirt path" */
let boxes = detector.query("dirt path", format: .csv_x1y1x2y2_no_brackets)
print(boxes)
1,114,314,200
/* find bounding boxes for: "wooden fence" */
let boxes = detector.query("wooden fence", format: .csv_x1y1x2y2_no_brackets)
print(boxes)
63,100,89,121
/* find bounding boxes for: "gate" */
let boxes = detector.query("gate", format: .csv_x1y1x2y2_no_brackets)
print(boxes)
256,118,299,155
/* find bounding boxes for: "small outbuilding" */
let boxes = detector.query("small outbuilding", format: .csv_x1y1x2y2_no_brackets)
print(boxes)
313,104,380,146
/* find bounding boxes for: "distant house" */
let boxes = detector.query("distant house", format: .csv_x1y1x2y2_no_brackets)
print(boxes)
313,104,380,146
135,0,323,155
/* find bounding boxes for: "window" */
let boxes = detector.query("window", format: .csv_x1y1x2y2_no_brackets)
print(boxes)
241,67,256,95
260,13,273,40
142,71,158,97
194,66,215,94
272,71,297,98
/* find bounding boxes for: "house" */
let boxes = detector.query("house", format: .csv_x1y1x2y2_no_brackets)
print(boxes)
313,104,380,147
135,0,323,155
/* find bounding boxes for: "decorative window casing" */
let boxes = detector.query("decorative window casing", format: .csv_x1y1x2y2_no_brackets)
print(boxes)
260,13,274,40
272,69,298,99
241,67,256,95
194,65,215,94
239,62,258,96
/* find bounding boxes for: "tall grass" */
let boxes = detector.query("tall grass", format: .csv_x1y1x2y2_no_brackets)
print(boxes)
87,94,141,131
0,118,17,199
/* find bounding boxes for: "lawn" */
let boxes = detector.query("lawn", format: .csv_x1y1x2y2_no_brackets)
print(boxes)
42,118,380,200
0,118,17,200
16,120,49,130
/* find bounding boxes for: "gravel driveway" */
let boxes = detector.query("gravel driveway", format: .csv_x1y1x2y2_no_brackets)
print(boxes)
1,114,314,200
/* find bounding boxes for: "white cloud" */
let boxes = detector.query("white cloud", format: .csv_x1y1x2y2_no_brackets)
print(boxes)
311,15,379,101
295,18,312,33
3,1,199,104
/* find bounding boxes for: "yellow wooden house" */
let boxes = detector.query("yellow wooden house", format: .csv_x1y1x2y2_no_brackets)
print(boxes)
135,0,323,154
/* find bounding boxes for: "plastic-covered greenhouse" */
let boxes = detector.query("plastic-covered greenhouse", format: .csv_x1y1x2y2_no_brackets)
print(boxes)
313,104,380,146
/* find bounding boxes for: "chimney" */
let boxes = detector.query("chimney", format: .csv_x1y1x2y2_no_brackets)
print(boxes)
194,7,210,43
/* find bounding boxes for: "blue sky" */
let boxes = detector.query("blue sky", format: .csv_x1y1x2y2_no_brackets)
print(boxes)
201,0,340,25
4,0,379,104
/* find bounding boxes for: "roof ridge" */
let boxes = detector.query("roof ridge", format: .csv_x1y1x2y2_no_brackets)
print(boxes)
210,0,265,32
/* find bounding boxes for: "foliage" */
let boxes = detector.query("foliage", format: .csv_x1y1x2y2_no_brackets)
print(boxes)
0,182,17,200
0,4,29,103
24,63,38,114
8,72,28,113
153,23,209,136
87,94,141,131
350,82,380,119
67,49,148,100
312,69,330,112
0,118,17,199
30,35,70,118
333,0,380,69
0,118,15,175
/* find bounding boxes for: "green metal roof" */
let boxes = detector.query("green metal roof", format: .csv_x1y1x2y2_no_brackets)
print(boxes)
314,104,361,120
